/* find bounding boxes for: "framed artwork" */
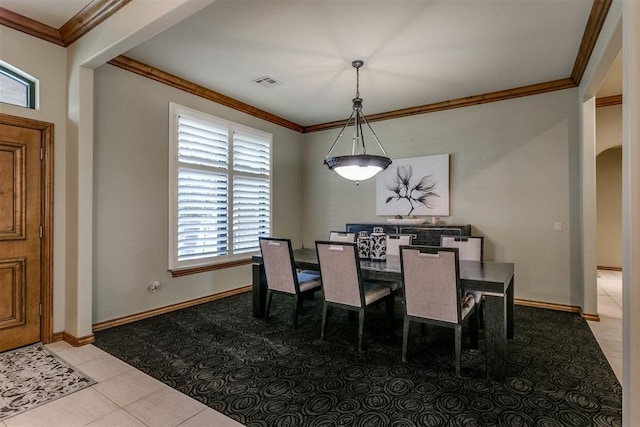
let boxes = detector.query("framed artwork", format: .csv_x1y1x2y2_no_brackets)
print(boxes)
376,154,450,216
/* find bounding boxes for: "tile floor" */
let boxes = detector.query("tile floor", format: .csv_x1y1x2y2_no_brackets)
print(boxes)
587,269,623,383
1,271,623,426
1,341,242,427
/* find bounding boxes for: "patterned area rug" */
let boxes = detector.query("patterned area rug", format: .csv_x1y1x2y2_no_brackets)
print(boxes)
94,292,622,427
0,343,95,421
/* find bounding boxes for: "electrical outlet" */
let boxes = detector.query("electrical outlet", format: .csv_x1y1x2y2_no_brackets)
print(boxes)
149,281,161,293
554,222,563,232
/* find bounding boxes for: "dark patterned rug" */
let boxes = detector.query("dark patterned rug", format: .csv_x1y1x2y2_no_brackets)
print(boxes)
94,292,621,426
0,344,95,421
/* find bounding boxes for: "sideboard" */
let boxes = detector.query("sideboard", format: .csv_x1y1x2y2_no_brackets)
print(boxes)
345,223,471,246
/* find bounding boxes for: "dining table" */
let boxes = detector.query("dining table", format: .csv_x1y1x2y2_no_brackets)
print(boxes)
252,247,515,382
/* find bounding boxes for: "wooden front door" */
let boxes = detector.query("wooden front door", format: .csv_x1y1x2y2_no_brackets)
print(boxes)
0,114,53,351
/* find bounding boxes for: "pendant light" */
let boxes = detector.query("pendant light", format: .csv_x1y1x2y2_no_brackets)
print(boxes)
324,60,392,182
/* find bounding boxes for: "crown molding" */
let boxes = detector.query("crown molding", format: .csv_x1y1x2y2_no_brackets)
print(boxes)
0,7,64,46
1,0,614,131
59,0,132,46
108,55,305,133
571,0,614,85
109,56,576,134
596,94,622,108
0,0,130,47
304,78,577,133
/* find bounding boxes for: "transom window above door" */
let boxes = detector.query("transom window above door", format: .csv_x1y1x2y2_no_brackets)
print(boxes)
0,63,37,109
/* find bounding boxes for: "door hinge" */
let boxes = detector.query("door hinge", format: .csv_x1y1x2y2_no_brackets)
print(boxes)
40,147,44,160
39,225,43,238
39,303,42,316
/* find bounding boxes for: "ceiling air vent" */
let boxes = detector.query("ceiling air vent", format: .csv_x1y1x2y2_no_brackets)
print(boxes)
253,76,282,88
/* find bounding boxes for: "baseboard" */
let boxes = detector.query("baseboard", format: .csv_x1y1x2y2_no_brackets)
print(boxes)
514,298,582,314
63,331,95,347
92,285,252,332
597,266,622,271
51,330,90,345
92,289,595,332
515,298,603,321
582,313,601,322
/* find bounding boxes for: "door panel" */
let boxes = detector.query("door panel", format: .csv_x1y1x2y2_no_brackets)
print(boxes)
0,259,26,328
0,123,42,350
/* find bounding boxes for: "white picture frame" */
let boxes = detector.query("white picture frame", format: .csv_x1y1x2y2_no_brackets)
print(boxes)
376,154,450,216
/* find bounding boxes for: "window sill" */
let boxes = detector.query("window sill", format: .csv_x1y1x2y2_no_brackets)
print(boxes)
170,258,252,277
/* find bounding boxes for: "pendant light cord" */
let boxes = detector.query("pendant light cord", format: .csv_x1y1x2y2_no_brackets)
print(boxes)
355,64,360,99
325,59,389,158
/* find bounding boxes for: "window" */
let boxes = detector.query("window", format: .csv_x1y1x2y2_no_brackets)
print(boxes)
0,63,37,109
169,103,271,271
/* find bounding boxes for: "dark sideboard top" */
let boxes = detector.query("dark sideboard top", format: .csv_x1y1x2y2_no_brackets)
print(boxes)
345,223,471,246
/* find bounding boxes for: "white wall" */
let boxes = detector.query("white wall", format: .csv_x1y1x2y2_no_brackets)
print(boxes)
0,27,68,333
92,64,304,323
63,0,216,337
302,89,581,306
597,104,623,155
596,104,622,269
597,147,622,268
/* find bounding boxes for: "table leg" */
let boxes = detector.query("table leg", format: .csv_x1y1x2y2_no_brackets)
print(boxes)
484,294,507,382
506,277,515,340
507,275,514,339
252,262,267,318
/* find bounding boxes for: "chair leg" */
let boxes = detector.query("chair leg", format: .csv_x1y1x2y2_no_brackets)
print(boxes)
265,290,273,322
348,311,357,322
385,295,395,329
402,318,410,362
455,325,462,377
298,293,306,315
292,295,301,330
321,302,328,340
469,307,479,350
358,309,365,352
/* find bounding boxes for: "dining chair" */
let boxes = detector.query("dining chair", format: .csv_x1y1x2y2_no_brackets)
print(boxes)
440,236,484,261
259,237,321,330
441,235,485,328
371,234,413,295
386,234,413,256
399,246,479,376
328,231,357,242
315,240,395,352
299,231,357,277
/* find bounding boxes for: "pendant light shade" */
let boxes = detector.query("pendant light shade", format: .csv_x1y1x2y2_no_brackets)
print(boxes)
325,154,391,181
324,60,392,182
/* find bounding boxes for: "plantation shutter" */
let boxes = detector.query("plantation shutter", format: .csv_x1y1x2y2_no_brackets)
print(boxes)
170,104,272,270
232,132,271,254
176,115,229,261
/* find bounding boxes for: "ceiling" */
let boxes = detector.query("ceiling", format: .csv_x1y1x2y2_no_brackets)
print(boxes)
1,0,622,127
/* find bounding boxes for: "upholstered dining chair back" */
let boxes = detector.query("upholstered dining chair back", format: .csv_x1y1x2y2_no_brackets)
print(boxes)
316,240,395,351
297,231,357,278
259,236,321,330
386,234,413,256
259,237,298,294
441,236,484,262
400,245,478,375
440,236,485,314
400,246,463,324
316,241,362,307
329,231,357,242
